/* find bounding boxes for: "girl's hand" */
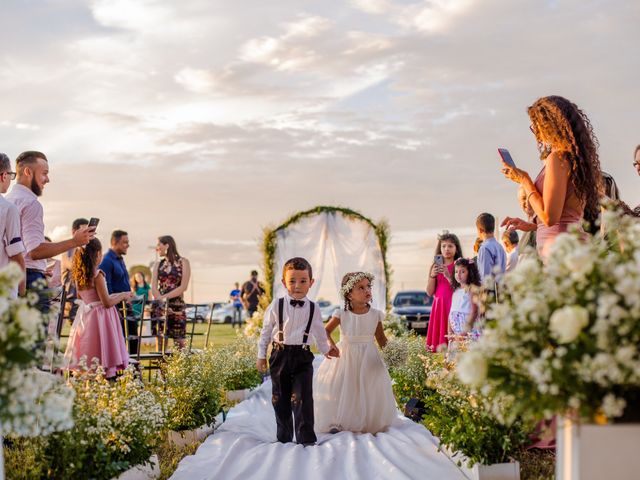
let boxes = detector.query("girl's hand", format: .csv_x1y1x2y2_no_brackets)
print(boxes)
501,161,531,185
429,264,439,278
441,266,452,282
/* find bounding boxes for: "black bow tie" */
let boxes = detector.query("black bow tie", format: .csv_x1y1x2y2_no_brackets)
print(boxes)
290,299,305,307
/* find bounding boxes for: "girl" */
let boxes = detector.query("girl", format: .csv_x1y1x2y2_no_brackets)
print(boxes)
314,272,397,434
151,235,191,351
64,238,131,378
425,231,463,352
447,258,482,356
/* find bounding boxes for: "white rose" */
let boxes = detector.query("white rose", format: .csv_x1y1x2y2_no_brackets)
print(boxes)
549,305,589,344
564,248,594,280
457,350,488,387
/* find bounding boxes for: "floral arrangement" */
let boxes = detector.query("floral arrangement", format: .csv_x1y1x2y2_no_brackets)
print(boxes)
210,336,263,393
5,364,168,480
458,207,640,423
0,263,74,437
382,311,408,338
153,349,220,432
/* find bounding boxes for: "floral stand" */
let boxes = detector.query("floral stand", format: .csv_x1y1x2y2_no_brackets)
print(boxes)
556,417,640,480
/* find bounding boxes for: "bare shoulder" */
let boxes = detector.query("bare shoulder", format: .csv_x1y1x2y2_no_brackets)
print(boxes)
546,151,572,174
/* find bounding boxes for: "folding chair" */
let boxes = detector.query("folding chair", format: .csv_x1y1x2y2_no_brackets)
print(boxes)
184,303,214,353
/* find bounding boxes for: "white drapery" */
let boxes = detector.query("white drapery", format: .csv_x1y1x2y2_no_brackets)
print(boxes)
272,211,386,310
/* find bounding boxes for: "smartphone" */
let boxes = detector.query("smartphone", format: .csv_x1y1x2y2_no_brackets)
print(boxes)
434,254,444,266
88,217,100,229
498,148,516,168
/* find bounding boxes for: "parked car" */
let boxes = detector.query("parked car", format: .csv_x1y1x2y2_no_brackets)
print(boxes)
317,299,339,322
185,302,234,323
391,290,433,335
210,302,246,324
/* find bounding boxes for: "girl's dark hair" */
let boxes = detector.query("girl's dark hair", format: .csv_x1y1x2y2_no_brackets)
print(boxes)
527,96,603,228
451,257,482,289
434,232,463,261
72,238,102,290
158,235,180,264
133,271,148,288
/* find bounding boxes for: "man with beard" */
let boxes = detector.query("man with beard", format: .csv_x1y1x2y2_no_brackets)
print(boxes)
6,151,94,311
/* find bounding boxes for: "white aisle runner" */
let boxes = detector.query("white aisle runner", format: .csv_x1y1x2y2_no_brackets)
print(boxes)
171,359,472,480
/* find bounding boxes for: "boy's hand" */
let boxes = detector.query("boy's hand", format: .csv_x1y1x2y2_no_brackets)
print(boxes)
325,345,340,358
256,359,267,372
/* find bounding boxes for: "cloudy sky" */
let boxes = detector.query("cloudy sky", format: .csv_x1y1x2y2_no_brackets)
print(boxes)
2,0,638,302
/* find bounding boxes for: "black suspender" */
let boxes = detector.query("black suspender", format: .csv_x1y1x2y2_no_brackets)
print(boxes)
276,298,315,347
277,297,285,343
302,301,315,346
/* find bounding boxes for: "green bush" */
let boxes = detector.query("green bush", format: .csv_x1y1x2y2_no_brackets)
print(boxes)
6,366,167,480
210,336,263,392
153,349,220,432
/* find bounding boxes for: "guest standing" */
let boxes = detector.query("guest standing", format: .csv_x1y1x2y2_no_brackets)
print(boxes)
6,151,94,311
229,282,243,328
132,272,151,317
0,152,26,297
241,270,265,319
425,232,462,352
502,230,519,273
500,96,603,259
99,230,135,352
476,213,507,281
64,238,130,378
61,218,89,321
151,235,190,351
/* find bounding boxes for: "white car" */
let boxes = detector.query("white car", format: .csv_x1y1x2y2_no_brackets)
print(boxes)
317,300,339,322
210,303,246,324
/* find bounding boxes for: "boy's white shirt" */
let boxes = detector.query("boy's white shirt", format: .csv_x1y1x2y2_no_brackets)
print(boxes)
257,294,331,359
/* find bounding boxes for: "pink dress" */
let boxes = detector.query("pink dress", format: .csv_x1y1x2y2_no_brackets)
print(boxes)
534,166,584,259
425,262,454,352
64,271,129,378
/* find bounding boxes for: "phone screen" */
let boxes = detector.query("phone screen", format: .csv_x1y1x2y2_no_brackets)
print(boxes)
498,148,516,168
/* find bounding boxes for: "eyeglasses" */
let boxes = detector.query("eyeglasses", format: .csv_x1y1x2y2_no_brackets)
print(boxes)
1,171,16,180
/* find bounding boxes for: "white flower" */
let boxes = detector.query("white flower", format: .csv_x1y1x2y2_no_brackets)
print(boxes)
564,247,594,280
549,305,589,344
601,394,626,418
457,350,488,387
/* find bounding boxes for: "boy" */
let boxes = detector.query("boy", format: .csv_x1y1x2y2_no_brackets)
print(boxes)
502,229,519,272
476,213,507,281
257,257,339,446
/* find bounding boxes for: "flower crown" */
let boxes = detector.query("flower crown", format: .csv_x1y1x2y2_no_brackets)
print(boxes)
340,272,375,298
437,229,450,240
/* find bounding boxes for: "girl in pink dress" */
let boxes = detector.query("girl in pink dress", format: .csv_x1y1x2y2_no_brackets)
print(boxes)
64,238,131,378
425,232,463,352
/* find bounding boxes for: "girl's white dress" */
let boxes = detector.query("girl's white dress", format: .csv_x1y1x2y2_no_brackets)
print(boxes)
314,307,397,434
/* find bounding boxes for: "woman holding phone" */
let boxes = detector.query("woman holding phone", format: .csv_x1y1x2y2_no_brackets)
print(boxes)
425,231,462,352
500,95,603,259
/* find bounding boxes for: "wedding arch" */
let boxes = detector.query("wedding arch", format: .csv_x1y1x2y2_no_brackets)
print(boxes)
261,206,391,310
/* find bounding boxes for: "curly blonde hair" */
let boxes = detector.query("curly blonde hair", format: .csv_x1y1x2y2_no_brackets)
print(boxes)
72,238,102,290
528,95,603,227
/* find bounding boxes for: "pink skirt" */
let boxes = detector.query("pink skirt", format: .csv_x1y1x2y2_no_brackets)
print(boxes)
64,301,129,378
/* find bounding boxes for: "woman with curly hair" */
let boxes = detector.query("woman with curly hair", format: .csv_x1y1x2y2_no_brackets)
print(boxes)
500,95,603,259
64,238,131,377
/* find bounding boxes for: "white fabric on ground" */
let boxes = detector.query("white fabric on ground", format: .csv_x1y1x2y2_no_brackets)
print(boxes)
171,358,472,480
272,211,387,310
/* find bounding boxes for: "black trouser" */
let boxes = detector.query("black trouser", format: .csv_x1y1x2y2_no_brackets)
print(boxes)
269,344,316,444
26,269,50,313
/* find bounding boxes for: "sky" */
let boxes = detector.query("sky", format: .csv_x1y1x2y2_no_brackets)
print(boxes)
1,0,638,303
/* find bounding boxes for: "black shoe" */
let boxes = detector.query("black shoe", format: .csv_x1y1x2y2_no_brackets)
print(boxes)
302,442,316,447
329,427,340,434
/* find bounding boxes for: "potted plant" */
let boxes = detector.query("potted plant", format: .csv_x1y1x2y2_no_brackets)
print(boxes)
154,349,221,448
0,264,75,480
458,207,640,480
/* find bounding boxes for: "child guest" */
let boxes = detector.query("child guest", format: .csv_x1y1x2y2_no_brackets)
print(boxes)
314,272,397,434
256,257,339,446
64,238,131,378
447,258,482,357
476,213,506,281
425,231,463,351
